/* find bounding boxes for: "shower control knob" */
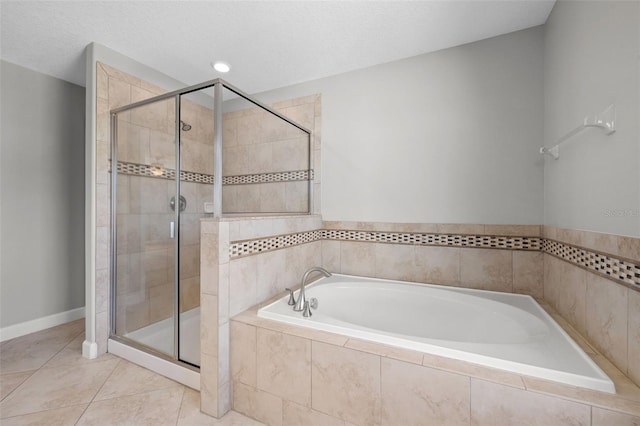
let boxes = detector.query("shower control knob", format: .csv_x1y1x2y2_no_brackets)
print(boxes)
170,195,187,212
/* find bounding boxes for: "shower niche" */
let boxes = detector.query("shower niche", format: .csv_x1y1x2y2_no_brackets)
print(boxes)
110,80,312,369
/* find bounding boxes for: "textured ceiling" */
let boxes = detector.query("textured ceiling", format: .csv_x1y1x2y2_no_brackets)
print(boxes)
0,1,555,93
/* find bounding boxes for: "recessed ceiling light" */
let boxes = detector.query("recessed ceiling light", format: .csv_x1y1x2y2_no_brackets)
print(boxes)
212,61,230,73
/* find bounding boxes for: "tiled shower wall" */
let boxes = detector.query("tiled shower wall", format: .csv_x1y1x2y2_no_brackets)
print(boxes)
95,62,320,352
100,62,212,335
95,62,180,351
222,97,320,214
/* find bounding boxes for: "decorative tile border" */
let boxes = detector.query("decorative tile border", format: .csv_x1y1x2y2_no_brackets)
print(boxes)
544,239,640,288
117,161,181,180
116,161,312,185
224,170,313,185
323,230,541,250
229,230,323,257
228,228,640,289
229,229,542,258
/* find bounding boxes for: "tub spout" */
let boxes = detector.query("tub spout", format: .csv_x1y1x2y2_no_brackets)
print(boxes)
293,267,331,312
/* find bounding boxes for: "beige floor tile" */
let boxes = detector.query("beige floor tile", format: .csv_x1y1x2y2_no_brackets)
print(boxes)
0,358,119,418
215,411,267,426
78,387,184,426
1,404,87,426
0,320,84,374
0,371,34,401
178,388,265,426
44,333,117,369
94,359,183,401
178,387,219,426
1,320,266,425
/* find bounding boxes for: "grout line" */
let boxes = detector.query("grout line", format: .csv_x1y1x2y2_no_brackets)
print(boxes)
169,387,186,426
73,358,122,425
0,403,89,423
175,385,190,426
0,370,36,403
468,376,472,425
36,324,86,371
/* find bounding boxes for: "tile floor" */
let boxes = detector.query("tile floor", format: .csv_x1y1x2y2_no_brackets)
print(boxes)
0,320,264,425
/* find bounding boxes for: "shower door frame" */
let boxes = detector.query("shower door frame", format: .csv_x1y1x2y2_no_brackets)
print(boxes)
109,79,313,370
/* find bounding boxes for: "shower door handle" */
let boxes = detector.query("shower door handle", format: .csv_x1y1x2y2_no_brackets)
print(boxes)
170,221,175,239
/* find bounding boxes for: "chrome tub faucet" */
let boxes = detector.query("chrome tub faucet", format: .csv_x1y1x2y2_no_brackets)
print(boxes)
286,267,331,316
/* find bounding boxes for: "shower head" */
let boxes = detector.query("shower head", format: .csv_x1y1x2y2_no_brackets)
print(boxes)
180,120,192,131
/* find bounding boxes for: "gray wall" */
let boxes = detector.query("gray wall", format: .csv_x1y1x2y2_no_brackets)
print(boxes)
251,27,545,225
544,1,640,237
1,60,86,327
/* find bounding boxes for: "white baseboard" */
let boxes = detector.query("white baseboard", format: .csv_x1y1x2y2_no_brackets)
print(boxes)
82,340,98,359
0,307,85,342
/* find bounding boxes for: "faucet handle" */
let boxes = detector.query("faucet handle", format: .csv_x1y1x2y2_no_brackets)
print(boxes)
302,301,312,317
309,297,318,310
284,288,296,306
303,298,318,317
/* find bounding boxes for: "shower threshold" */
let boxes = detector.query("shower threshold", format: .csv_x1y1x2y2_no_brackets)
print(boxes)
125,307,200,366
108,307,200,389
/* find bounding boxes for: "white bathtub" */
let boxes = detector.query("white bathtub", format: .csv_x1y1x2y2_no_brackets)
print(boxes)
258,274,615,393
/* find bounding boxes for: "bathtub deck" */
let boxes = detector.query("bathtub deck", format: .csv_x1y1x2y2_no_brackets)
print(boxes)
231,294,640,423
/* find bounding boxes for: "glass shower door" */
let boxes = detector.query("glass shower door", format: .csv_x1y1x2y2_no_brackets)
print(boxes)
113,96,177,358
176,90,214,367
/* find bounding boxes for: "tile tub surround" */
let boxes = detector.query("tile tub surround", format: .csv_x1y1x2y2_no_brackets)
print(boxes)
229,223,546,298
230,301,640,426
542,226,640,389
198,219,639,421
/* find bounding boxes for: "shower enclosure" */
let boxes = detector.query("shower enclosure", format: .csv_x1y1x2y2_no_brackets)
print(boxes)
109,80,311,372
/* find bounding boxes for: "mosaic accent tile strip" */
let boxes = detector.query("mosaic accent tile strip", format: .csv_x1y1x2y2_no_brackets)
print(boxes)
323,230,541,250
544,240,640,287
117,161,212,183
117,161,178,180
230,230,323,257
230,229,542,258
224,170,313,185
116,161,312,185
